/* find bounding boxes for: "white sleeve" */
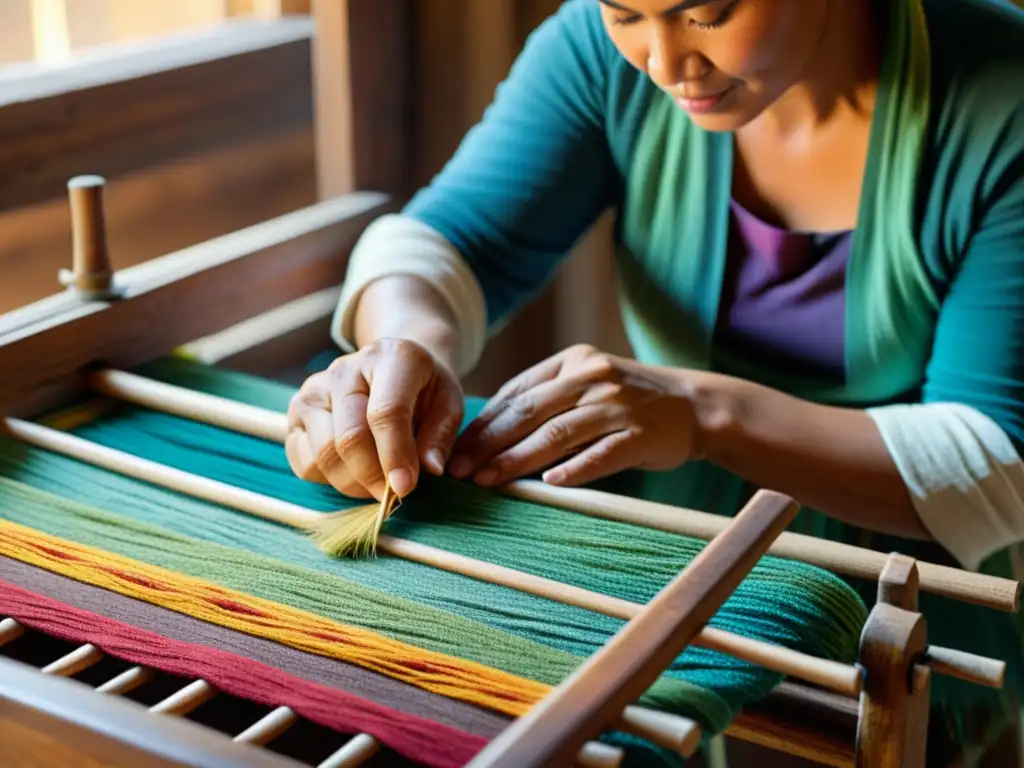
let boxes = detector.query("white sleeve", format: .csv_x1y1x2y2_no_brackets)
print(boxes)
330,214,489,377
867,402,1024,571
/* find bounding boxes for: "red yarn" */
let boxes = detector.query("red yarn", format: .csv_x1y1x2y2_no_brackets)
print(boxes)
0,578,488,767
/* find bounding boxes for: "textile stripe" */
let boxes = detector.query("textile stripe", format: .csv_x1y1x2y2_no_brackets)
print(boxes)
0,555,510,739
0,576,485,768
0,519,549,716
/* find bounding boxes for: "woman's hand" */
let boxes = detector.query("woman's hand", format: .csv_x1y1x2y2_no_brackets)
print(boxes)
448,344,704,488
285,338,464,501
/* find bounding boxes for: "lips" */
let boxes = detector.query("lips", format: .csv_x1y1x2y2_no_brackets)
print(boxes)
673,85,736,115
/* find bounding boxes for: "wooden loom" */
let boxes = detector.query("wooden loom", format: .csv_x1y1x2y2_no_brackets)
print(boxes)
0,3,1020,763
0,167,1020,768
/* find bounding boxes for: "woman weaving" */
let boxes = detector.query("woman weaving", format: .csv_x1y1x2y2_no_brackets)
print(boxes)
288,0,1024,763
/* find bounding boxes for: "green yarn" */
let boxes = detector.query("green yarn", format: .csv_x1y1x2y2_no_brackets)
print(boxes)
0,356,871,765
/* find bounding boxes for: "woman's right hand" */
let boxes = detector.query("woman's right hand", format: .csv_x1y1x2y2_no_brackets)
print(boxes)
285,337,465,501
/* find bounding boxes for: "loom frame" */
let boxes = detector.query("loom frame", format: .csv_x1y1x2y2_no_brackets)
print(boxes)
1,187,1017,768
1,2,1020,766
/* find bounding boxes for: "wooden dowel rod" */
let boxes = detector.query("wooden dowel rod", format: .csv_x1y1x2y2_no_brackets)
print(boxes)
925,646,1005,690
377,535,862,697
233,706,298,746
4,416,320,530
87,368,1021,614
465,491,799,768
89,369,287,443
41,643,104,677
619,706,702,757
573,742,625,768
150,679,217,716
96,665,156,695
2,415,862,698
0,617,25,646
317,734,380,768
505,481,1019,614
311,733,623,768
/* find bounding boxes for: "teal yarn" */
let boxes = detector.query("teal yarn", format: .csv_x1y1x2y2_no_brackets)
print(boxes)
0,356,870,765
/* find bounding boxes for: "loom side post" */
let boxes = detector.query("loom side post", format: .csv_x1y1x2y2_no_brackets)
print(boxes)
464,490,800,768
854,553,930,768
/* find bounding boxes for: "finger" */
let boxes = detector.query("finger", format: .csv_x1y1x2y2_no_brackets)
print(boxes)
285,427,328,484
473,404,624,487
474,353,566,424
287,373,329,431
296,402,366,495
363,355,432,498
450,376,590,478
541,429,637,487
328,368,388,500
415,378,465,476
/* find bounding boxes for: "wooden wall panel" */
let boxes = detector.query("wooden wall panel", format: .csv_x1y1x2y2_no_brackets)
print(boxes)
0,127,317,314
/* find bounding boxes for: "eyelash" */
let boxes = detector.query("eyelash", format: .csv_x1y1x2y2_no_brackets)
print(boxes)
611,0,739,30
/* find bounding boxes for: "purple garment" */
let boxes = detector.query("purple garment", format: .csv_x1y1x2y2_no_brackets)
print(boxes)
714,199,852,383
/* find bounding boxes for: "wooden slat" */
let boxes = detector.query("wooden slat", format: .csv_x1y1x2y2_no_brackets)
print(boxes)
465,491,800,768
0,192,392,414
0,17,314,212
0,656,304,767
0,125,317,315
311,0,412,198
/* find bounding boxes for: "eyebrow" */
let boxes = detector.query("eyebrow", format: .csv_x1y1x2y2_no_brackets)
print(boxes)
597,0,714,13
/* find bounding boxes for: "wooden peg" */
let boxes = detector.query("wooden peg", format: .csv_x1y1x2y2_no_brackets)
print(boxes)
58,174,121,300
855,554,930,768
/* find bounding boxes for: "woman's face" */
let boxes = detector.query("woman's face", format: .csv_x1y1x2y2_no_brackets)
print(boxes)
598,0,831,131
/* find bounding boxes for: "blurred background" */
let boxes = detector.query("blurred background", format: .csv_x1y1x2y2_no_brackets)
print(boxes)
0,0,629,398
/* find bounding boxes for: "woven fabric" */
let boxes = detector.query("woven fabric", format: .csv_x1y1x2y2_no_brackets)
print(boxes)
0,357,871,765
0,555,510,740
0,575,487,767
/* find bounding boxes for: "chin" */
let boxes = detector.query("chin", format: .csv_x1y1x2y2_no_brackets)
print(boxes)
681,111,755,133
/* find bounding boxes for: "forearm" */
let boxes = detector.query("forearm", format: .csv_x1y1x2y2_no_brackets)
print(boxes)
352,276,462,375
689,372,931,540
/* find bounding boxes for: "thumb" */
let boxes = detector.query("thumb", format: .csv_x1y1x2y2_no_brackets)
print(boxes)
417,376,465,476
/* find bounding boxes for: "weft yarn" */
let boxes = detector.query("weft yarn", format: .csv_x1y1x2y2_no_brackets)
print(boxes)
0,576,486,768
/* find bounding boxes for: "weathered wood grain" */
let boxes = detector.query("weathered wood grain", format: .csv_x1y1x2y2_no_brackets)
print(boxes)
0,17,314,212
0,655,304,767
0,193,393,414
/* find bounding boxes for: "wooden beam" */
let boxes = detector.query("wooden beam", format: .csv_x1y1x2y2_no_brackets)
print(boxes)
0,656,304,768
0,192,394,414
0,17,314,213
311,0,412,198
0,125,317,315
466,491,800,768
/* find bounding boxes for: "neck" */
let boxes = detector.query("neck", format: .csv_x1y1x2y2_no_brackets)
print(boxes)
754,0,883,138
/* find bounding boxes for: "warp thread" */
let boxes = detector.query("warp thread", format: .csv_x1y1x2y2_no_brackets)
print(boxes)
0,576,486,768
0,517,549,716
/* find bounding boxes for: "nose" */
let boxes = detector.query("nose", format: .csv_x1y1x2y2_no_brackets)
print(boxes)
645,23,710,91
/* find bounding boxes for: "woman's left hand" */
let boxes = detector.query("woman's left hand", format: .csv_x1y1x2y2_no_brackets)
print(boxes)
447,344,706,488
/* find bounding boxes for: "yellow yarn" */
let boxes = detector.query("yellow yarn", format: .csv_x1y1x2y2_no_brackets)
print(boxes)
0,519,549,716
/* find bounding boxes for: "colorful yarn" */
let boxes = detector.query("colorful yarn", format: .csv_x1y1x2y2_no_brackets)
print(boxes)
0,357,871,765
0,516,548,716
0,554,512,741
0,576,488,768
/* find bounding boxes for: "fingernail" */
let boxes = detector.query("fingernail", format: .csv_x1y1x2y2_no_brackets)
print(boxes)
475,469,497,486
388,468,414,497
543,468,566,485
425,448,446,475
449,455,471,478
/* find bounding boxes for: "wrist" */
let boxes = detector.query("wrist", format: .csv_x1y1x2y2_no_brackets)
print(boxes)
353,276,462,375
675,371,744,463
